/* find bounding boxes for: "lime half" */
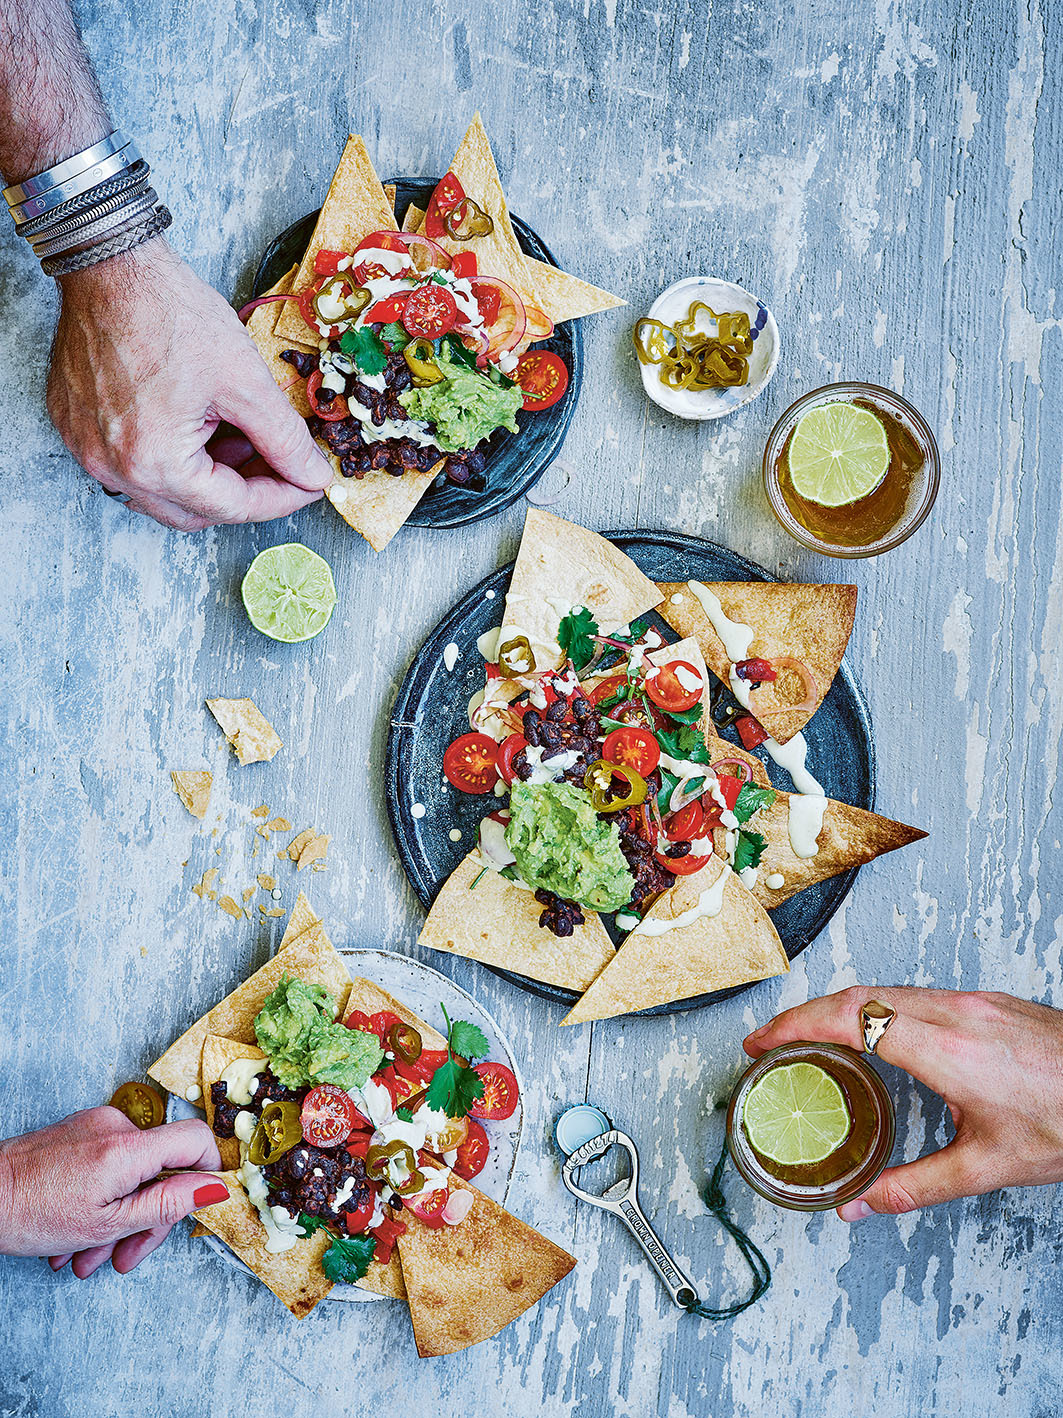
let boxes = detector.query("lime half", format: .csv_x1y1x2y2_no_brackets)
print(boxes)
788,402,890,507
241,543,337,643
742,1062,851,1166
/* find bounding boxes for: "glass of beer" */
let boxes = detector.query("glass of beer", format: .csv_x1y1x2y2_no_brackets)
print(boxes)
763,382,940,557
726,1041,896,1210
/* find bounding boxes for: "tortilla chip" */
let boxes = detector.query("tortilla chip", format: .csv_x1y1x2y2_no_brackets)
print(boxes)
147,922,351,1097
561,858,788,1024
200,1034,267,1170
656,582,857,744
418,852,616,991
427,114,541,316
273,135,396,344
383,182,396,212
206,698,283,765
499,510,662,670
325,452,440,553
245,266,313,420
397,1177,575,1356
171,769,212,820
193,1171,334,1318
189,1221,209,1238
344,976,448,1051
403,202,623,325
279,892,320,948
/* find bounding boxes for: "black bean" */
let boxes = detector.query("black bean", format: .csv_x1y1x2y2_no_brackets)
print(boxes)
546,698,568,722
281,349,317,378
666,841,691,858
541,723,562,750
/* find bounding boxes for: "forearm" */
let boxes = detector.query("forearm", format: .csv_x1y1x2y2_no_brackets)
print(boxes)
0,0,110,185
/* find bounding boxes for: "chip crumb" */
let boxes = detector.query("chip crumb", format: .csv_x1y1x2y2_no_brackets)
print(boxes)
217,895,243,919
251,804,270,819
276,849,287,859
206,698,283,766
264,907,285,917
242,887,256,903
192,867,220,900
294,832,330,871
171,770,212,820
267,817,292,832
257,874,277,891
251,842,260,859
140,946,148,957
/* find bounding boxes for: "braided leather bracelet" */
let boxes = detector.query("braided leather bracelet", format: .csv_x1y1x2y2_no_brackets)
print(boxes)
41,206,172,277
32,190,159,259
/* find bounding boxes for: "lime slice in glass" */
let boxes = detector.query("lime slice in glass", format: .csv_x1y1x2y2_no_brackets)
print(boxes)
241,543,337,643
742,1061,851,1166
788,402,890,507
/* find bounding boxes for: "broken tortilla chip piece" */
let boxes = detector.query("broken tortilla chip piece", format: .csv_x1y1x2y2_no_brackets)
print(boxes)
499,509,662,671
397,1176,575,1357
147,922,351,1098
273,134,396,345
285,829,330,869
657,582,857,744
561,858,788,1025
171,770,212,820
418,852,615,991
193,1172,335,1318
245,266,312,420
200,1035,267,1171
206,698,283,765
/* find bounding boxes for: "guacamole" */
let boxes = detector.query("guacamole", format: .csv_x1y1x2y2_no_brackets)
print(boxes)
253,975,383,1090
398,344,523,451
505,781,635,913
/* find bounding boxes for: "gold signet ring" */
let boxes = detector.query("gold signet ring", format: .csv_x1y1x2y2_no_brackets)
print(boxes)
861,1000,896,1055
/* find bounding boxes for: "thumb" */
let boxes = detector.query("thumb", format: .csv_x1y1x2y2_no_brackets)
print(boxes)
110,1172,231,1236
837,1142,985,1221
218,362,332,493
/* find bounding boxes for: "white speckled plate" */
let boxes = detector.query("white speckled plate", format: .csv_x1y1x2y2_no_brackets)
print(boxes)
169,948,524,1303
638,275,780,420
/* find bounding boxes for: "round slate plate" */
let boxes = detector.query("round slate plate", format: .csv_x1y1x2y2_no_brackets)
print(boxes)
252,179,583,529
169,948,524,1303
385,531,876,1016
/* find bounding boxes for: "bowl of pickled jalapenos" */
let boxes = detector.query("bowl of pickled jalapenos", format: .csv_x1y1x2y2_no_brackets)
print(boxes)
633,276,779,421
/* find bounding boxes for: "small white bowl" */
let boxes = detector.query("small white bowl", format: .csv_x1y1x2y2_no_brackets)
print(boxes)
637,276,780,421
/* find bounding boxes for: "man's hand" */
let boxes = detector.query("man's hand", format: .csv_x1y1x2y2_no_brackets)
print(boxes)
0,1106,225,1277
744,986,1063,1220
48,238,332,530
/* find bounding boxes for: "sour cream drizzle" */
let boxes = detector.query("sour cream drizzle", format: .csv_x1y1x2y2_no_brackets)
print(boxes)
631,871,728,937
763,731,827,858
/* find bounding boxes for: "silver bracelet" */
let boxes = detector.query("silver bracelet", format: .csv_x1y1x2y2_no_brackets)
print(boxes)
7,131,171,279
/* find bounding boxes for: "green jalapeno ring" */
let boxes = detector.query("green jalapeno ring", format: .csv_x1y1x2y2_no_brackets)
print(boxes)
403,337,445,387
498,635,536,678
247,1100,303,1166
584,759,648,813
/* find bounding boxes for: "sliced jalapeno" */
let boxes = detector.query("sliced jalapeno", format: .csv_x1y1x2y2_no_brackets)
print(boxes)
313,275,370,324
402,337,445,387
247,1100,302,1166
366,1140,424,1196
388,1022,422,1066
498,635,536,678
443,197,494,239
584,759,647,813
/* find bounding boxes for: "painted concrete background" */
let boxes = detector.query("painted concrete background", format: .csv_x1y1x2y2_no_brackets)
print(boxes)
1,1,1060,1414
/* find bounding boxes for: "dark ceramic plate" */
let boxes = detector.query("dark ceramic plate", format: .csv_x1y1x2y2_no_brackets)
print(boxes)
385,530,876,1016
252,179,582,529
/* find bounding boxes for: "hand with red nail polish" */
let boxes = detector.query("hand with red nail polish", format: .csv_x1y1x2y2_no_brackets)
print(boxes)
744,986,1063,1221
0,1106,223,1278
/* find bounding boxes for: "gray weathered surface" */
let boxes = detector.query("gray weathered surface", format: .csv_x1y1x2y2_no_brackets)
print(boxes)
2,0,1061,1414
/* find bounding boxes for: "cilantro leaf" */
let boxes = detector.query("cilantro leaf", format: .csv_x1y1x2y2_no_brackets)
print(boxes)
320,1232,376,1284
664,703,705,725
557,606,599,671
656,723,711,764
379,321,409,351
732,784,777,825
442,332,478,370
425,1056,485,1118
395,1106,413,1122
449,1020,489,1061
338,325,387,376
732,830,767,874
657,768,679,814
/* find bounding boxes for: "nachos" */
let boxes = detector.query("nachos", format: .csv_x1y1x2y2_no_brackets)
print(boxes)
416,512,927,1020
148,897,574,1351
247,116,622,551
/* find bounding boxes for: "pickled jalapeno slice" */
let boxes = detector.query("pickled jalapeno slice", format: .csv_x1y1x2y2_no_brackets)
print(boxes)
498,635,536,677
388,1022,423,1066
248,1100,303,1166
584,759,648,812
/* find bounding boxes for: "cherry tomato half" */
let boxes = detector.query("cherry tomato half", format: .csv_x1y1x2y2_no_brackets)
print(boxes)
109,1081,164,1130
403,1187,450,1229
515,351,569,411
666,800,705,841
355,231,410,255
443,732,499,794
299,281,335,337
314,249,348,276
602,726,660,777
402,283,458,339
645,660,703,714
300,1084,359,1149
364,292,410,324
306,370,349,421
424,172,466,239
588,675,627,707
653,848,713,875
377,1065,421,1111
468,1062,519,1121
394,1047,448,1089
497,732,528,787
452,1118,489,1181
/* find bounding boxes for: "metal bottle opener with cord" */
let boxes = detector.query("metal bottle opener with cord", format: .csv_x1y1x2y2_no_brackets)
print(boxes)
556,1104,770,1320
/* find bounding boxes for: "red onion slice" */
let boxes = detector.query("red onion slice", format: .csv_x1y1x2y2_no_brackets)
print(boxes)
236,292,297,323
759,656,819,712
709,758,754,784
